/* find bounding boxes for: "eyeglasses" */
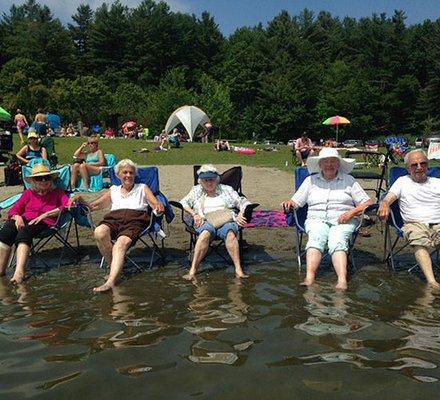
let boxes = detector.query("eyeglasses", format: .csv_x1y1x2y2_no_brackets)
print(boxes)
409,162,428,169
34,175,51,182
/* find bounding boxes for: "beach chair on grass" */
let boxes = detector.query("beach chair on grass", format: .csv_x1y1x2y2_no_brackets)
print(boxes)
171,165,258,266
75,153,117,192
383,166,440,272
107,166,174,269
285,167,368,272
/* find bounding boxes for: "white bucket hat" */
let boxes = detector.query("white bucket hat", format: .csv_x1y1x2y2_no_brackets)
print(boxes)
306,147,355,174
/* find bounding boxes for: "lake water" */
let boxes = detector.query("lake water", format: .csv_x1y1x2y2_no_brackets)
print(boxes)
0,259,439,399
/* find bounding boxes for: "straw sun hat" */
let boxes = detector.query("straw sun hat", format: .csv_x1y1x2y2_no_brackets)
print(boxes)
25,164,59,182
306,147,355,174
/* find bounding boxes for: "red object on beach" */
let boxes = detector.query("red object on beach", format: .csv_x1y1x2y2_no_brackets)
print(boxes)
122,121,137,132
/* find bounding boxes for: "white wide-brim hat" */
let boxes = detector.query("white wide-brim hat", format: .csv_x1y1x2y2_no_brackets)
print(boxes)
307,147,355,174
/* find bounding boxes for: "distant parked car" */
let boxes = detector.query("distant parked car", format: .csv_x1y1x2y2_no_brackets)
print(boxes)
262,139,279,146
342,139,362,148
365,139,381,146
414,137,424,147
287,139,296,146
427,136,440,145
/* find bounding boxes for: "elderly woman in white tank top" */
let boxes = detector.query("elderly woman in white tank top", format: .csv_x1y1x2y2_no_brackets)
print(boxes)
282,148,373,290
69,159,164,293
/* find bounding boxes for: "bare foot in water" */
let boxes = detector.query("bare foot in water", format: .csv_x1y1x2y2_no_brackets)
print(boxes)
300,278,315,286
335,281,348,290
10,272,24,285
93,282,114,293
235,272,250,279
183,273,196,281
428,281,440,290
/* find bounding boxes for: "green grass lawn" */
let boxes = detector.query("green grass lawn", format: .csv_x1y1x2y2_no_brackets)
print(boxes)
11,136,439,170
12,136,298,170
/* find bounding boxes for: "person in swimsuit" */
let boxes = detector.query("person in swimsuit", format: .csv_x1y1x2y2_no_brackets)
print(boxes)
34,108,47,136
70,135,105,190
14,109,28,145
15,129,48,165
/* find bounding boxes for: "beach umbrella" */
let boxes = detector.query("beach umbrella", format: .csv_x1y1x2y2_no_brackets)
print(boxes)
322,115,350,144
122,120,137,132
0,106,11,121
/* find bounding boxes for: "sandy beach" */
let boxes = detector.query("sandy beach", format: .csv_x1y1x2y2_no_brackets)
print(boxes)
0,164,384,265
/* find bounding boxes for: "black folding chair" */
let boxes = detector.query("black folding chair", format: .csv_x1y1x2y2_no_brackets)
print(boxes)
171,165,258,266
345,148,396,202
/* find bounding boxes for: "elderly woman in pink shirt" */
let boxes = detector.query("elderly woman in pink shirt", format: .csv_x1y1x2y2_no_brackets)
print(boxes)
0,164,69,284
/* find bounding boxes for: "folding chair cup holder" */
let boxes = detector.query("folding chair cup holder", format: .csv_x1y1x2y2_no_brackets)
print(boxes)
383,166,440,273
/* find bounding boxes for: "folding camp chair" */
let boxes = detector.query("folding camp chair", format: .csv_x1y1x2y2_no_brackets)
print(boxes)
345,148,396,202
0,159,79,269
383,166,440,272
171,165,258,266
285,167,367,272
107,166,174,269
75,153,117,192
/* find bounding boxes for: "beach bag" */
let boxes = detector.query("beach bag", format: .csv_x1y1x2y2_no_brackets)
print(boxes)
205,209,233,228
4,161,22,186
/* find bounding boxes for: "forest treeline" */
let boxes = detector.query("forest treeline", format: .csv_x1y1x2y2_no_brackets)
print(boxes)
1,0,440,141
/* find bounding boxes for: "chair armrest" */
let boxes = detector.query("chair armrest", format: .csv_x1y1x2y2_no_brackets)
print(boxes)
243,203,259,223
169,200,194,230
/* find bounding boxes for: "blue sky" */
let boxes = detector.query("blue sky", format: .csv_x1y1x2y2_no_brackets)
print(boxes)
1,1,439,35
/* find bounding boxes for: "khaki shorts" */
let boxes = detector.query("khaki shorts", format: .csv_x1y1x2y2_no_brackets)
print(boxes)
401,222,440,253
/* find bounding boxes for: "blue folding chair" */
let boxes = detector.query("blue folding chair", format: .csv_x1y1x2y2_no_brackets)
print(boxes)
285,167,367,272
1,159,79,269
108,166,174,269
384,166,440,272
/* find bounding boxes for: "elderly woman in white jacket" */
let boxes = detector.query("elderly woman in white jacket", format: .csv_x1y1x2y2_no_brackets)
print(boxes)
283,148,373,290
180,164,251,281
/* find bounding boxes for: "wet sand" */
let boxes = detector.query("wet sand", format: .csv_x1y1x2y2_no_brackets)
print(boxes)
0,164,386,266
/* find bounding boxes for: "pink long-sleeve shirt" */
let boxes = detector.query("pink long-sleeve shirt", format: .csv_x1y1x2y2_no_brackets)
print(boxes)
8,188,69,227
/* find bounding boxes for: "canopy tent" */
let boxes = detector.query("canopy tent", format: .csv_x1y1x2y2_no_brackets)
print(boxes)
0,106,11,122
164,105,210,141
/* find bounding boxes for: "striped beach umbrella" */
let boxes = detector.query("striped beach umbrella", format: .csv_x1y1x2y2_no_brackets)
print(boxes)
322,115,350,144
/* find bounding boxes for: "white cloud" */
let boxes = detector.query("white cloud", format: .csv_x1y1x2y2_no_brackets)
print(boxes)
1,1,192,24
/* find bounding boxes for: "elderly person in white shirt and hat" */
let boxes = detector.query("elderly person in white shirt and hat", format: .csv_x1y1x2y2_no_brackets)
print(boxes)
282,148,373,289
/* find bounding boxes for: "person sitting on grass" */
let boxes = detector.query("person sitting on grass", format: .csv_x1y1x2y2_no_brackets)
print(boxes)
215,139,231,152
68,159,165,293
16,128,48,165
0,164,69,284
70,135,105,190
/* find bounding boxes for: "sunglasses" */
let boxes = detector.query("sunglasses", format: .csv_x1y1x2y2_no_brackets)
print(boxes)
33,175,52,182
409,162,428,169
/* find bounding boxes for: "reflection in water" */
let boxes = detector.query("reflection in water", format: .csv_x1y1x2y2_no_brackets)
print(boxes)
394,287,440,354
295,286,371,336
1,262,440,397
186,279,249,365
